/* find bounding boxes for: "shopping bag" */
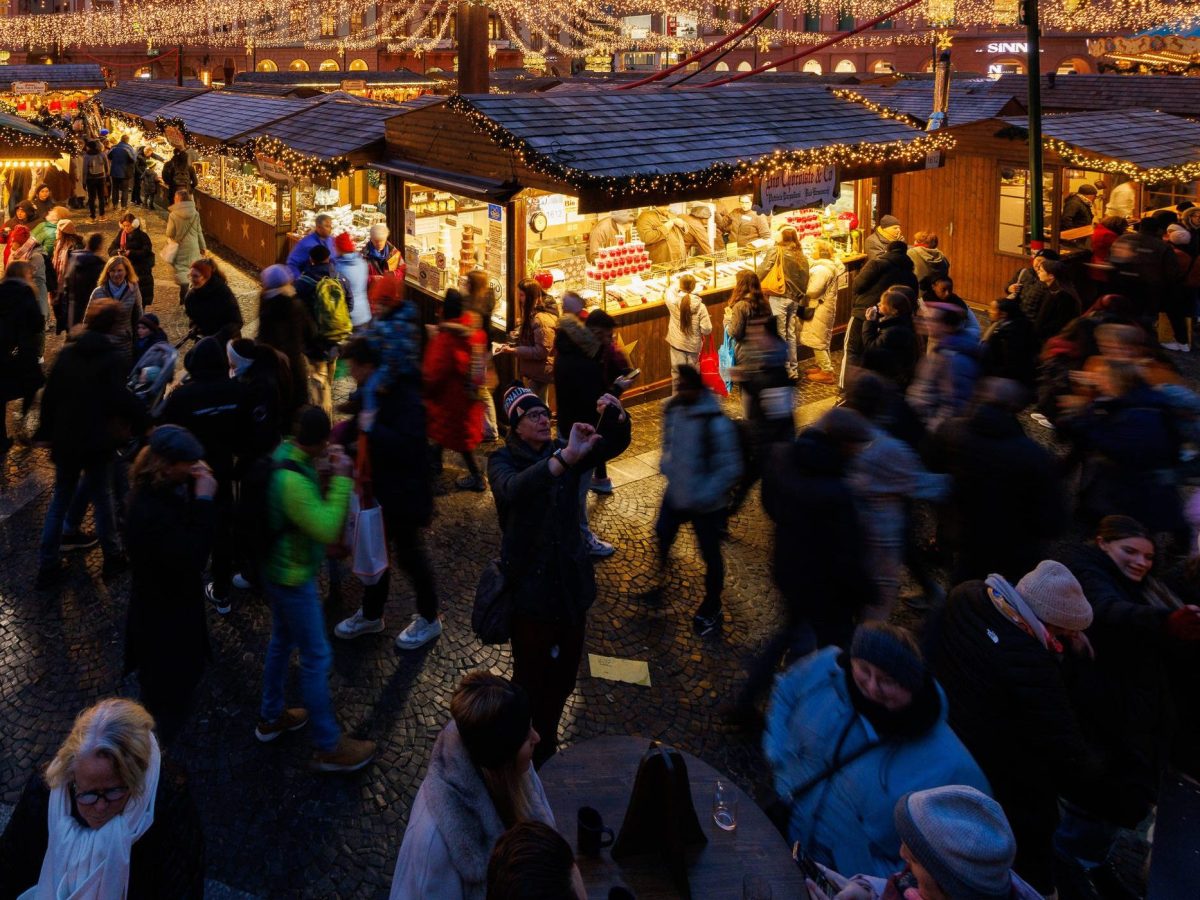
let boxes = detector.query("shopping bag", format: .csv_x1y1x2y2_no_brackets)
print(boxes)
351,502,388,585
698,335,728,397
717,329,736,392
161,239,179,266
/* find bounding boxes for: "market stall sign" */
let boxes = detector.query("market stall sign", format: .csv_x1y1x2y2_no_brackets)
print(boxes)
341,80,367,92
255,152,294,186
757,165,838,212
11,81,47,95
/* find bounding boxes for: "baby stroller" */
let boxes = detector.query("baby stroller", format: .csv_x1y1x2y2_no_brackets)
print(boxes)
127,339,178,418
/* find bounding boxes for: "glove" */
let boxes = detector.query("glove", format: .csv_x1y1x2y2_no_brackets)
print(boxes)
1166,608,1200,641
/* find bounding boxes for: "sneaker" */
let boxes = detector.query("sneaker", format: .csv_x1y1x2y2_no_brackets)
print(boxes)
586,533,616,557
59,530,98,551
101,553,128,580
1029,412,1055,430
395,614,443,650
335,608,385,639
312,736,376,773
1162,341,1187,352
34,560,66,590
232,572,253,590
590,476,614,494
455,473,486,492
806,371,836,384
255,708,309,743
693,610,723,636
205,582,231,616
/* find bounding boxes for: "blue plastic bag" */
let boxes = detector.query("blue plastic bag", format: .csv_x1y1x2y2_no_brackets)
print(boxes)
717,329,736,392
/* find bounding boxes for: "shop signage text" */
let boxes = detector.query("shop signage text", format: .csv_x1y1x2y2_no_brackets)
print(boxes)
758,165,838,211
340,80,367,92
11,81,46,94
986,42,1027,53
254,153,293,186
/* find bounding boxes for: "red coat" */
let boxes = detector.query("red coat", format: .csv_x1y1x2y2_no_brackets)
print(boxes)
423,314,487,452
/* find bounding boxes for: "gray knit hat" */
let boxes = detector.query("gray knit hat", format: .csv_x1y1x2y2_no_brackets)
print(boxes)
894,786,1015,900
1015,560,1093,632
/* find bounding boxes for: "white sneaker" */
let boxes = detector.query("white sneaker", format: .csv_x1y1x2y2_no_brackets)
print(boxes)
232,573,252,590
1162,341,1186,352
586,533,616,557
395,615,443,650
335,609,385,639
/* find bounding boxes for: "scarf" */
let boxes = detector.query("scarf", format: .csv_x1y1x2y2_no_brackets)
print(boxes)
106,280,127,301
227,341,254,379
30,734,161,900
985,574,1059,652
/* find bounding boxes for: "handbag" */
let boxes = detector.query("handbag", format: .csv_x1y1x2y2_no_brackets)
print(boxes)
611,741,708,899
472,559,513,644
161,240,179,265
760,252,787,296
717,329,736,392
697,334,728,397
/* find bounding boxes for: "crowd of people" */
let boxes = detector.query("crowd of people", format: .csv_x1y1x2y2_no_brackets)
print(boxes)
1,179,1199,900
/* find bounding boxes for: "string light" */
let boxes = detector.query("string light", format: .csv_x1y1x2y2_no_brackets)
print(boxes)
443,93,955,198
832,89,926,126
241,134,353,179
1040,134,1200,184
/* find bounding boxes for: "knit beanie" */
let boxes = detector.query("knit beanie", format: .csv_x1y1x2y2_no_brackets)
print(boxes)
502,384,549,429
894,786,1015,900
227,339,254,377
850,623,925,693
334,232,357,255
149,424,205,464
455,682,532,770
1167,224,1192,247
879,215,901,229
294,406,332,446
1015,560,1092,631
260,264,293,298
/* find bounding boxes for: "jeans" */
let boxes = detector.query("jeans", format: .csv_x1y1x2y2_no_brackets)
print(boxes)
361,516,439,622
85,175,106,219
260,579,340,751
808,348,834,373
576,466,596,540
480,385,498,439
655,499,726,616
769,297,798,376
39,459,120,566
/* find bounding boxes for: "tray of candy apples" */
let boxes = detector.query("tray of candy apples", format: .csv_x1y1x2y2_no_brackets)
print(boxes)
585,236,651,283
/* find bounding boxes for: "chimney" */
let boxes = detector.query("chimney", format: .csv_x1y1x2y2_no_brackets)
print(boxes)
927,48,951,131
456,1,489,94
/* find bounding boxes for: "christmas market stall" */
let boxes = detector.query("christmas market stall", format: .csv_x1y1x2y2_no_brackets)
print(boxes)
232,69,445,102
145,90,317,269
0,112,75,211
373,85,953,401
888,108,1200,304
91,81,213,187
0,64,106,121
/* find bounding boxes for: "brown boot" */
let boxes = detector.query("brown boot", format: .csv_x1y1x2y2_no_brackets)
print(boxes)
806,370,836,384
312,736,376,773
254,708,309,743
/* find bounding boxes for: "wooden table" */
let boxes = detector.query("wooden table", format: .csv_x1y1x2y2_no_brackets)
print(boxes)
540,736,809,899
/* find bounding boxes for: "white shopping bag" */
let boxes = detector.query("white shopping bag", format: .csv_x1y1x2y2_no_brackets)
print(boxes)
351,501,388,586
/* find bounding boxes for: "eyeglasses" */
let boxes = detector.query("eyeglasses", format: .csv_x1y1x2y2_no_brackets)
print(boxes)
73,785,129,806
522,409,550,423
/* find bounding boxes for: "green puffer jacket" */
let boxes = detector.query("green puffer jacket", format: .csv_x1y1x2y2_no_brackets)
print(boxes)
265,440,352,587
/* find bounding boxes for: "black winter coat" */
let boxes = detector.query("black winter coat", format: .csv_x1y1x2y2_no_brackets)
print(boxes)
980,316,1038,387
256,292,313,415
0,762,205,900
851,247,919,319
1060,194,1095,232
158,373,253,485
0,276,45,402
34,329,146,467
861,313,918,388
927,581,1092,850
762,430,875,640
553,315,606,438
64,247,104,329
1032,287,1080,345
1056,544,1180,825
109,226,155,305
930,404,1064,582
183,278,242,339
124,483,215,696
364,379,434,531
488,409,631,625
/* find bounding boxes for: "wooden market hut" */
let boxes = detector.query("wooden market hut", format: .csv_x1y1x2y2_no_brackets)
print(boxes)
832,83,1026,128
888,108,1200,304
0,64,106,117
374,85,952,400
232,69,445,101
92,82,212,131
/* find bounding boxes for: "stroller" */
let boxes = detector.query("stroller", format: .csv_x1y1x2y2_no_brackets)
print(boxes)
127,339,178,418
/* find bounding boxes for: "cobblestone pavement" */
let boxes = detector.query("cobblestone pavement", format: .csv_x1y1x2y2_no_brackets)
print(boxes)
0,213,1184,897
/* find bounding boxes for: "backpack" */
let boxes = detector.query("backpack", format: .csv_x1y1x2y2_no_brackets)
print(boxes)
236,455,307,578
309,275,352,344
85,154,106,177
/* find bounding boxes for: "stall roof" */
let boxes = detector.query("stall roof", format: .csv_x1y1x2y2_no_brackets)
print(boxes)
220,82,318,98
93,83,211,120
436,85,933,179
988,74,1200,118
150,91,315,143
0,110,71,157
999,109,1200,174
834,84,1024,126
233,69,444,89
0,64,106,91
244,96,434,159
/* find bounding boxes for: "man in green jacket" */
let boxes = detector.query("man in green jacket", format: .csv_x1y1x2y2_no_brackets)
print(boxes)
255,406,376,772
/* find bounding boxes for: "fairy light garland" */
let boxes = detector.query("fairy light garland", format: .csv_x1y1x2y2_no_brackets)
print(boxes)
0,123,75,157
1043,136,1200,185
443,93,955,197
832,89,927,126
241,134,353,179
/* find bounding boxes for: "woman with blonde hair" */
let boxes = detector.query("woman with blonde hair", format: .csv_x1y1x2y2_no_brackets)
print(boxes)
390,671,555,900
85,254,143,364
801,239,846,383
0,697,205,898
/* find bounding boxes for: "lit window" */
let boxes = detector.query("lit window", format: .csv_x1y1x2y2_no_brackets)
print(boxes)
802,59,822,74
256,59,278,72
319,59,340,72
349,59,369,71
289,59,310,72
320,13,337,38
834,59,856,73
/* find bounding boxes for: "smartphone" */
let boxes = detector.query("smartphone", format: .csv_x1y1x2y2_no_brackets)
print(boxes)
623,368,641,382
793,843,840,897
